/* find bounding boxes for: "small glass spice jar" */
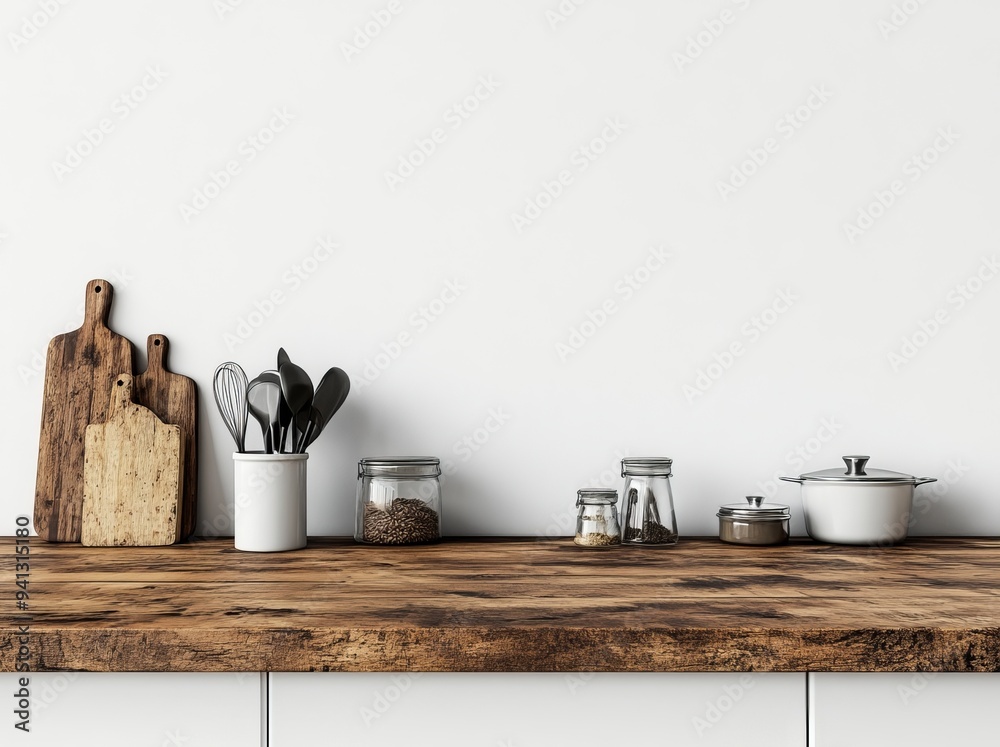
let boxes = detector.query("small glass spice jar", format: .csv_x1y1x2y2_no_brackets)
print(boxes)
355,457,442,545
574,489,621,548
717,496,790,546
620,458,678,546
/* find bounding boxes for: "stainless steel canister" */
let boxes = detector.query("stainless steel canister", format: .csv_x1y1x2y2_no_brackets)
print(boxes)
717,496,790,546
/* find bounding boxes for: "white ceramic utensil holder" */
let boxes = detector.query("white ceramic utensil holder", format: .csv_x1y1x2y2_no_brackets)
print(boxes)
233,452,308,552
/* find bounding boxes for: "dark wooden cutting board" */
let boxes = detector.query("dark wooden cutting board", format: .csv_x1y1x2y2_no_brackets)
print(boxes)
82,374,183,547
133,334,198,540
34,279,135,542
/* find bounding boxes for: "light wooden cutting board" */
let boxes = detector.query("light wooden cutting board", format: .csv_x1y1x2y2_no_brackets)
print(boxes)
82,374,183,547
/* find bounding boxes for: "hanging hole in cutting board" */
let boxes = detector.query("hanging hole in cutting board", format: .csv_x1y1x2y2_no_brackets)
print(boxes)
95,286,102,293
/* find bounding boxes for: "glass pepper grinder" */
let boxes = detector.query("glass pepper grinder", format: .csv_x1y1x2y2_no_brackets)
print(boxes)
620,458,678,546
574,489,621,548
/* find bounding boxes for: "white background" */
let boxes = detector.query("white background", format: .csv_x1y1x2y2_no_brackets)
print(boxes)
2,0,998,538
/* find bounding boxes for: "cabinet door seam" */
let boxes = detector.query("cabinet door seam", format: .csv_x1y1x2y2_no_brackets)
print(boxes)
262,672,270,747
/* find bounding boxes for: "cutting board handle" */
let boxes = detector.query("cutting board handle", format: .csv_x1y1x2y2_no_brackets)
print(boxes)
83,279,114,327
109,373,136,416
146,334,169,372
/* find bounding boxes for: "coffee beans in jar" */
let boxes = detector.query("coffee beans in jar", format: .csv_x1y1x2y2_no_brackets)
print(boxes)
624,519,677,544
363,498,440,544
355,457,443,545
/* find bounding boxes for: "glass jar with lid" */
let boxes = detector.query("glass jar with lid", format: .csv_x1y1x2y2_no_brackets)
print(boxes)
356,457,442,545
620,457,678,546
574,489,621,548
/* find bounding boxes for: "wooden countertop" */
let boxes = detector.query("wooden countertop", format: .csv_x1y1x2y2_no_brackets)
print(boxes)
2,537,999,673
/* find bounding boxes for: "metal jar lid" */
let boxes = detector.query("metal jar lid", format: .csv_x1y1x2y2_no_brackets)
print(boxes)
717,496,790,521
359,457,441,479
576,488,619,506
621,457,673,477
783,455,936,486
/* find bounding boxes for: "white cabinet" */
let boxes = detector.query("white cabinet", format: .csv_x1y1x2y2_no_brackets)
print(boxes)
8,672,262,747
19,669,1000,743
810,673,1000,746
270,672,805,746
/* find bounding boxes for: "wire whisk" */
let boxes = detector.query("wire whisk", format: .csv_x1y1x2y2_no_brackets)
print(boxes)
213,362,248,453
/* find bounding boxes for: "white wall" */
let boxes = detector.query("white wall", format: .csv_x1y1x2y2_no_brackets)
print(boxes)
2,0,998,538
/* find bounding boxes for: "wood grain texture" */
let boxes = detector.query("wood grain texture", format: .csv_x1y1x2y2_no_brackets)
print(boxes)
34,279,135,543
1,538,998,672
133,335,198,540
81,374,183,547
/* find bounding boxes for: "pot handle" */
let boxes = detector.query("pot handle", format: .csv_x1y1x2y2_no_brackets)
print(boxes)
914,477,938,486
779,476,804,484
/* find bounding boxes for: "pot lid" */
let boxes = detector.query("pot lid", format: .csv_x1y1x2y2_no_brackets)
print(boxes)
718,495,790,520
798,455,919,483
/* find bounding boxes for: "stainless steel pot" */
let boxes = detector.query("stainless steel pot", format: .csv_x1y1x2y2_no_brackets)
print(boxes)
780,455,936,545
717,496,790,545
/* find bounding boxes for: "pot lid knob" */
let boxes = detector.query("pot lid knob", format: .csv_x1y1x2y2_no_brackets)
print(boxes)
746,495,764,507
843,455,870,476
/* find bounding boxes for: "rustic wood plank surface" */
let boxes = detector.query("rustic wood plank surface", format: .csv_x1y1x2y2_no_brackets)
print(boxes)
1,537,998,672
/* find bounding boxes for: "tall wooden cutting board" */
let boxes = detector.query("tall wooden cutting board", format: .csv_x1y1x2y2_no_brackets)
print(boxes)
133,335,198,540
34,279,135,542
82,374,183,546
